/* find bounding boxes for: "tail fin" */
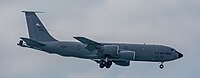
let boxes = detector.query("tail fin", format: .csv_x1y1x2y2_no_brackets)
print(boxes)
22,11,57,41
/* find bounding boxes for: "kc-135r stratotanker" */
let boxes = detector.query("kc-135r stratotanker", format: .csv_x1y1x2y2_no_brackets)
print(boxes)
18,11,183,69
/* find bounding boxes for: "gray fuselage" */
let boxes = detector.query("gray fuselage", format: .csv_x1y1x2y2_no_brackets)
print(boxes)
39,41,179,62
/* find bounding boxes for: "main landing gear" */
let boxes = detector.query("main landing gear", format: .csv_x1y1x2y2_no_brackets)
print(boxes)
159,62,164,69
99,60,112,69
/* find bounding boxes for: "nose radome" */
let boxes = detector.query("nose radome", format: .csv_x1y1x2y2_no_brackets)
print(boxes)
177,52,183,58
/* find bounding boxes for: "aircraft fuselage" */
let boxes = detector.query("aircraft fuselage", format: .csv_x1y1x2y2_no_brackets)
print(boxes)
39,41,181,62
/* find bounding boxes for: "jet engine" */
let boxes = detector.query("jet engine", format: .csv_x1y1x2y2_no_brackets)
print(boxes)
101,45,119,57
119,51,135,60
113,61,130,66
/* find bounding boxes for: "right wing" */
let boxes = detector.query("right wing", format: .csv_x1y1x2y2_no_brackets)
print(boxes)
73,37,101,45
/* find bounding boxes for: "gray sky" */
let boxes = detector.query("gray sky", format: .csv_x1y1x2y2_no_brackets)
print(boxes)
0,0,199,78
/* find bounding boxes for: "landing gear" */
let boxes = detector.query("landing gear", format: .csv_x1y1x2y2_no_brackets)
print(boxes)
99,60,112,69
99,60,106,68
99,63,104,68
159,62,164,69
105,61,112,68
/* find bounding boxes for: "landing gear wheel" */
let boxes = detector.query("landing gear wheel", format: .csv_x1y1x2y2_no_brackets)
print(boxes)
107,61,112,66
99,60,113,69
159,63,164,69
99,60,106,68
105,61,112,69
102,60,106,65
99,64,105,68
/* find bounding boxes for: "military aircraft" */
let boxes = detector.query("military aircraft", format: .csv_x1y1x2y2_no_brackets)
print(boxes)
18,11,183,69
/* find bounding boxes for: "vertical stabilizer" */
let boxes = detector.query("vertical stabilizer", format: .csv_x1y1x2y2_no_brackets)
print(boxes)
22,11,57,41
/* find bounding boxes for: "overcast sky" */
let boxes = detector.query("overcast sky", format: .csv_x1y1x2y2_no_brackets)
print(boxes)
0,0,200,78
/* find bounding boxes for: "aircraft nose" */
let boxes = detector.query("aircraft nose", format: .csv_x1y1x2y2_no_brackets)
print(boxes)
176,51,183,58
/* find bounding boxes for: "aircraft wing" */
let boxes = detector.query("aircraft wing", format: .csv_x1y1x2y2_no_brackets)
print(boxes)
74,37,102,51
73,37,101,45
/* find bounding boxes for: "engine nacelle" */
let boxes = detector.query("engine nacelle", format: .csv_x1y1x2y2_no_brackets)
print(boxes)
114,61,130,66
101,45,119,57
119,51,135,60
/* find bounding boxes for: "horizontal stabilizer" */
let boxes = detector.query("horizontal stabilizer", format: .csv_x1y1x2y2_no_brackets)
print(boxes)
20,37,45,47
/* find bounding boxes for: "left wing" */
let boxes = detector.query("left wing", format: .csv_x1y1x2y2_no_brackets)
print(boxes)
74,37,102,51
73,37,101,45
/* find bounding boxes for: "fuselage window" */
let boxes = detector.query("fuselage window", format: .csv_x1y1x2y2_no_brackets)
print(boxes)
155,52,172,55
171,49,175,51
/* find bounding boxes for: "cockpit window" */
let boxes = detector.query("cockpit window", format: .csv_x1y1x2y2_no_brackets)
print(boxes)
171,49,175,51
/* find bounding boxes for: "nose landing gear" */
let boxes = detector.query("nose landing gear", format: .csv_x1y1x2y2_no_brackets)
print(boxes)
159,62,164,69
